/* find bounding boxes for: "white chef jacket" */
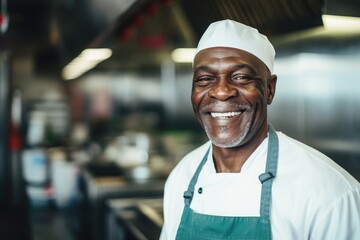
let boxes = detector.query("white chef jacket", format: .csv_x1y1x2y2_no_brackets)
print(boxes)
160,131,360,240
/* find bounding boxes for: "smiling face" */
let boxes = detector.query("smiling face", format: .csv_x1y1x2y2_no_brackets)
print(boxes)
192,47,277,148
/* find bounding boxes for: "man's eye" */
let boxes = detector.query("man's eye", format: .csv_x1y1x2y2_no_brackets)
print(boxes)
194,76,215,86
232,75,253,83
198,76,214,81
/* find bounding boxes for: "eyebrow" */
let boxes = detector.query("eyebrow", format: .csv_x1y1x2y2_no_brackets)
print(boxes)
193,65,212,74
194,63,258,76
232,64,258,76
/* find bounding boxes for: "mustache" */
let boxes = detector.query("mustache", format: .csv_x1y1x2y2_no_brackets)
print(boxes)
199,101,251,114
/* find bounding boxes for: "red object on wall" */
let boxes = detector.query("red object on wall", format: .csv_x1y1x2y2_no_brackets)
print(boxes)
161,0,173,5
0,13,8,32
0,14,4,26
145,2,158,16
140,35,166,49
9,122,21,152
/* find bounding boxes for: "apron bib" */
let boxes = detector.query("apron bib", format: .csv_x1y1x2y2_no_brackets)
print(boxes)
175,125,279,240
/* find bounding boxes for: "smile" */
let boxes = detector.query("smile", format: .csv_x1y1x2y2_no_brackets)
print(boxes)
210,111,242,118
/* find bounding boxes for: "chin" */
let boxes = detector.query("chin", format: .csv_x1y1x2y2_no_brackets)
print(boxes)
209,136,247,148
204,122,251,148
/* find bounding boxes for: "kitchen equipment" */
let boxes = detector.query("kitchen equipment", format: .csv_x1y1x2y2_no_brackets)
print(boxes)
106,198,163,240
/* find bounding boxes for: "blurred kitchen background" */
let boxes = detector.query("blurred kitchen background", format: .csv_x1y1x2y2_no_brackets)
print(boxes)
0,0,359,239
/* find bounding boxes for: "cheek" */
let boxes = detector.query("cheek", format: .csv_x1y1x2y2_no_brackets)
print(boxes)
241,88,263,104
243,83,267,101
191,88,207,109
191,92,197,106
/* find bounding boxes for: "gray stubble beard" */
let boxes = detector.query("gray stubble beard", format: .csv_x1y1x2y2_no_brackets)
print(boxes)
205,121,251,148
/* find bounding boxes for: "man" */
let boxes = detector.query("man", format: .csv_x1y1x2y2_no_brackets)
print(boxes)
160,19,360,239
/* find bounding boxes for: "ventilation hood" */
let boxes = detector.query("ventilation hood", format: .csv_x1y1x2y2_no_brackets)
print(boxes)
4,0,360,77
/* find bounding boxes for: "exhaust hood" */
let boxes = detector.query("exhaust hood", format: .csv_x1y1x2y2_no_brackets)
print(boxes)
6,0,360,77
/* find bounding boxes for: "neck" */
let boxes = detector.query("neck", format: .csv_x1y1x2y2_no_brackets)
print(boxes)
212,124,268,173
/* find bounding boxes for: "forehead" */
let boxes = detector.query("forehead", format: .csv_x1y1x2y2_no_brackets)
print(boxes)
193,47,267,73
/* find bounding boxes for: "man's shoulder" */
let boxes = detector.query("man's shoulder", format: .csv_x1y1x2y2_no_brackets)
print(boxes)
276,131,360,194
277,131,336,165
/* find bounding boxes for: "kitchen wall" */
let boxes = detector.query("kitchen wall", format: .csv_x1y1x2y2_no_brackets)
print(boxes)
270,31,360,180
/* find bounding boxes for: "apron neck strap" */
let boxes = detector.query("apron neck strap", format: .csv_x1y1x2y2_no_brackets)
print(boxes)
258,124,279,217
183,147,211,206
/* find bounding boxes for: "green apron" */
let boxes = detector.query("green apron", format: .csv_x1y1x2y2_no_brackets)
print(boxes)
175,125,279,240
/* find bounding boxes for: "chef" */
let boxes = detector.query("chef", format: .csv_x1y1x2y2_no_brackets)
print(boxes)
160,19,360,239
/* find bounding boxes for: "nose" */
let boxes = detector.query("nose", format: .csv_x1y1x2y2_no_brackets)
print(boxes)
208,80,238,101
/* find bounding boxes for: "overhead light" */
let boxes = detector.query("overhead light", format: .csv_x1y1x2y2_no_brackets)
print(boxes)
171,48,196,63
62,48,112,80
322,15,360,31
80,48,112,61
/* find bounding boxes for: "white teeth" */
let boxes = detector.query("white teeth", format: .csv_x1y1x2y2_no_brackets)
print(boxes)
211,112,242,118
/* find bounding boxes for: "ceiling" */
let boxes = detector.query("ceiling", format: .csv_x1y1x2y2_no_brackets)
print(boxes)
2,0,359,78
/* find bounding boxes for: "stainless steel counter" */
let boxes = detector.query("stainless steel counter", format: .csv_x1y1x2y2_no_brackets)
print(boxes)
80,162,165,240
106,198,163,240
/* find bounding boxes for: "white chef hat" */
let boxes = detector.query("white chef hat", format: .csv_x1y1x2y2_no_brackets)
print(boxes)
195,19,275,73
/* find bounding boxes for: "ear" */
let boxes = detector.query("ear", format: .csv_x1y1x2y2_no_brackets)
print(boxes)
267,74,277,105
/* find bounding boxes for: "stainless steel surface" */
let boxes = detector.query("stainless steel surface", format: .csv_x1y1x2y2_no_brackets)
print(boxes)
137,199,163,227
82,162,165,240
269,32,360,180
106,198,163,240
